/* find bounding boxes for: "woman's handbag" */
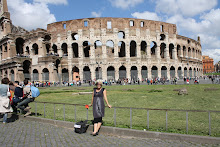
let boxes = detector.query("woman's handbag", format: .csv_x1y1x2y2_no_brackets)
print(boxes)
7,86,11,97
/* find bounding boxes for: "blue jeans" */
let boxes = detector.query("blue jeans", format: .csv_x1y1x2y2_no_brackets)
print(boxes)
17,98,34,111
3,113,7,123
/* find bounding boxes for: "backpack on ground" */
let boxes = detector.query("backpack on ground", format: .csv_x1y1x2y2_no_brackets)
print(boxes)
74,120,89,134
30,86,40,98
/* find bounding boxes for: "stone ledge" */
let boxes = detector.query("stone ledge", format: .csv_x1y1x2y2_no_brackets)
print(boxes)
19,116,220,145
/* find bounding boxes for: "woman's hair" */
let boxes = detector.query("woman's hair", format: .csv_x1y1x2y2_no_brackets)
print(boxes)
95,79,103,87
1,78,10,84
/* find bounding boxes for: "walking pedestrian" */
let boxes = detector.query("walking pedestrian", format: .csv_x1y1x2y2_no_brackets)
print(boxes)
0,78,13,123
88,80,112,136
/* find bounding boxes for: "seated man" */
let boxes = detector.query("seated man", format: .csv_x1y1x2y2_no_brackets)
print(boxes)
12,81,23,113
17,79,34,116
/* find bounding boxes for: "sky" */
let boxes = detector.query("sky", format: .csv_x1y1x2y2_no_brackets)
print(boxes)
7,0,220,63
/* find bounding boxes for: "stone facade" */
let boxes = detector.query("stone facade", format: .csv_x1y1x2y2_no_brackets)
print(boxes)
0,0,203,83
202,55,214,73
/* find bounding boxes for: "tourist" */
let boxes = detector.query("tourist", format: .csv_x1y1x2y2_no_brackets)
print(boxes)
88,80,112,136
12,81,23,113
0,78,13,123
17,79,34,116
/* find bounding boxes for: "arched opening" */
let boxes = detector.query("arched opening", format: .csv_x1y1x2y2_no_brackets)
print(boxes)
16,38,25,55
160,43,166,58
52,44,58,54
72,66,80,82
54,59,60,73
170,66,175,78
151,66,158,79
151,41,157,56
141,41,147,55
161,66,167,78
118,41,125,57
94,40,102,56
119,66,126,79
10,70,14,82
46,44,50,54
107,66,115,81
62,43,68,56
26,46,30,55
32,43,39,55
131,66,138,81
130,41,136,57
71,33,79,40
62,68,69,82
178,67,182,79
141,66,148,80
177,45,181,57
83,66,91,81
184,67,187,77
192,48,195,58
42,68,49,81
72,43,79,58
183,46,186,57
106,40,114,58
118,31,125,39
23,60,31,80
188,47,191,58
95,67,102,80
169,43,174,59
189,67,192,77
44,35,51,41
194,68,196,77
83,41,90,57
160,34,165,41
33,69,39,81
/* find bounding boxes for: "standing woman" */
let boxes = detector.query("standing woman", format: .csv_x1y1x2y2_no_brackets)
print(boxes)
88,80,111,136
0,78,13,123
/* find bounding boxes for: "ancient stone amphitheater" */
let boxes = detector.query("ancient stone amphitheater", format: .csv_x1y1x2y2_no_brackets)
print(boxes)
0,0,203,82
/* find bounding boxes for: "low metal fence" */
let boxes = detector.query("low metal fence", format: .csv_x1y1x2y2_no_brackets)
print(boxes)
32,101,220,136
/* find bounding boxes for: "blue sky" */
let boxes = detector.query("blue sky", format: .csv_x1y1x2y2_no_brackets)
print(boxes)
7,0,220,63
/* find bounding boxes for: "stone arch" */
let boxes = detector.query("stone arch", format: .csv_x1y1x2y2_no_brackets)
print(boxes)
62,68,69,82
71,33,79,40
141,66,148,80
151,41,157,56
16,38,25,55
52,44,58,54
131,66,138,81
26,46,30,55
107,66,115,81
61,43,68,56
32,43,38,55
160,43,166,58
178,67,182,79
118,41,126,57
188,47,191,58
183,46,186,57
130,41,137,57
44,35,51,41
83,66,91,81
10,69,15,82
189,67,192,77
42,68,49,81
72,43,79,58
46,44,50,54
72,66,80,82
94,40,102,56
151,66,158,79
106,40,114,58
118,31,125,39
95,67,102,80
184,67,187,77
169,43,174,59
83,41,90,57
194,67,196,77
160,34,166,41
119,65,126,79
161,66,167,78
33,69,39,81
170,66,175,78
177,45,181,57
23,60,31,80
141,41,147,55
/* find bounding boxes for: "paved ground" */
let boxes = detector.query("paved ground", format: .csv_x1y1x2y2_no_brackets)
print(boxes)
0,119,217,147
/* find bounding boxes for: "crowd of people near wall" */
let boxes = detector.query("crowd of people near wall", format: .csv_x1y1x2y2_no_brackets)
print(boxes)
0,78,36,124
29,75,220,87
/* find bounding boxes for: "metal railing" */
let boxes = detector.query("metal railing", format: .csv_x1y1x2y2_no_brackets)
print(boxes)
33,101,220,136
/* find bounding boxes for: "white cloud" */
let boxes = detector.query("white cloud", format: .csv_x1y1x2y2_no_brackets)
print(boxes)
131,11,161,21
8,0,57,30
91,11,102,17
203,49,220,63
155,0,217,17
109,0,144,9
33,0,68,5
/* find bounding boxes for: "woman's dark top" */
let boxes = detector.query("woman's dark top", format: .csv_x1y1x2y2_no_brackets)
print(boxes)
93,88,105,118
14,86,23,98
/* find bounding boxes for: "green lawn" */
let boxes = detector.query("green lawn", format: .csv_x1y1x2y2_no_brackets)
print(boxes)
205,73,220,76
30,84,220,137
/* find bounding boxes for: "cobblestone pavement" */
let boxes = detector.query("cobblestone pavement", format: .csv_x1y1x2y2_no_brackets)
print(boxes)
0,120,218,147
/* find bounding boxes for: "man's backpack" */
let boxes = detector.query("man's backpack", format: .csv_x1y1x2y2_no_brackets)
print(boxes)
74,120,89,134
30,86,40,98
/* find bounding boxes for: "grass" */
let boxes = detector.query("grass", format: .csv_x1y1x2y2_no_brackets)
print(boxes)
29,84,220,137
205,73,220,76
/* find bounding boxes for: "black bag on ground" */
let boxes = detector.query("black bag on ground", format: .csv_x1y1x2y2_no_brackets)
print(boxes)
74,120,89,134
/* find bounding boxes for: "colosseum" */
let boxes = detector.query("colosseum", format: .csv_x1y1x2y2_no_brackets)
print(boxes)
0,0,203,83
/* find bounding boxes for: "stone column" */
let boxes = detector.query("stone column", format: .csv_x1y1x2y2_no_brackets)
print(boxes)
102,43,107,59
78,44,84,59
115,67,119,81
91,66,95,81
138,66,142,80
165,46,169,60
79,66,84,81
175,67,178,79
181,67,184,78
156,46,160,60
102,65,107,81
167,68,171,80
185,47,188,58
58,44,63,57
126,66,131,80
126,44,130,61
90,45,95,59
137,44,141,58
180,47,183,57
173,46,177,60
147,44,151,59
114,44,119,58
148,67,152,79
158,67,161,78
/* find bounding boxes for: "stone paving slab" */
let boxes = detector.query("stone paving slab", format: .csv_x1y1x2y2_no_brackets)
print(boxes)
0,120,218,147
